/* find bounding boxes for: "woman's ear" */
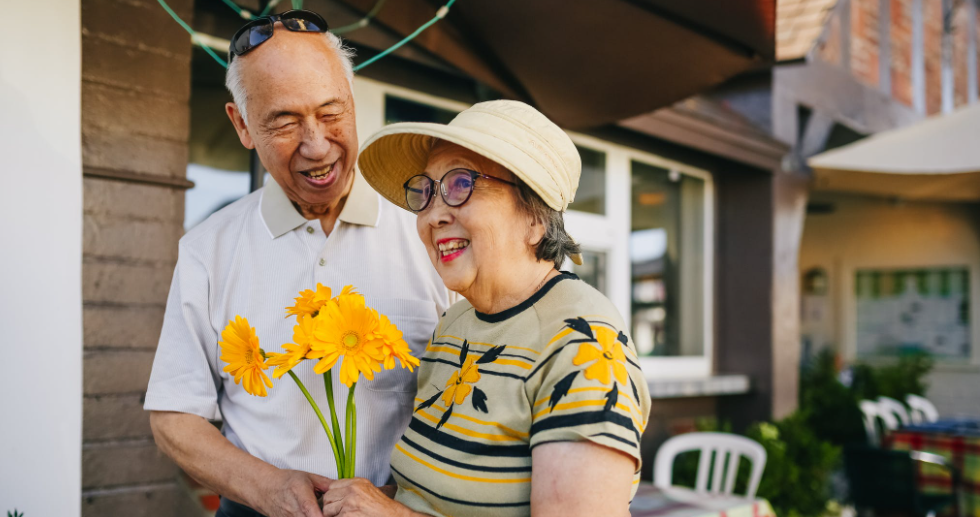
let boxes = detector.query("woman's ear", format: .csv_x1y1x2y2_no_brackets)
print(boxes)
527,215,546,247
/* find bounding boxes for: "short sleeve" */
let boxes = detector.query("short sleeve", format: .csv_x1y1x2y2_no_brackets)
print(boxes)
525,317,651,466
143,244,222,420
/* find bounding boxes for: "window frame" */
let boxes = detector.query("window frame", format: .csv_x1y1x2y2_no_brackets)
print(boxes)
359,77,715,379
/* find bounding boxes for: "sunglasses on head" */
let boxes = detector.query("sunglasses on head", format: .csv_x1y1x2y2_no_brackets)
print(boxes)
229,9,329,57
404,168,517,213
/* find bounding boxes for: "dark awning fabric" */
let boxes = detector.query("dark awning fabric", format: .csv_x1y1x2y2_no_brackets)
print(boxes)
337,0,775,128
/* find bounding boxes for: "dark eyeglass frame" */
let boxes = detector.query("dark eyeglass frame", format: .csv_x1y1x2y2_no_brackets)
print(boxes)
403,168,517,213
229,10,329,57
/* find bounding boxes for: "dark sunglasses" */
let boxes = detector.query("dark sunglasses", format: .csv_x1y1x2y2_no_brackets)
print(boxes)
229,10,329,57
404,168,517,213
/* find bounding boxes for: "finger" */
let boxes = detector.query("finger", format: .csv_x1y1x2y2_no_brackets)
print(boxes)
321,499,343,517
320,485,348,505
308,473,335,493
301,497,324,517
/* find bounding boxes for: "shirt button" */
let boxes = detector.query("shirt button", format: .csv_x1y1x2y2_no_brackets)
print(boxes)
319,258,326,266
306,226,314,234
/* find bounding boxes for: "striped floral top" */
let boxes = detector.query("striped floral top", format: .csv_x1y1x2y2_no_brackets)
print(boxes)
390,273,651,516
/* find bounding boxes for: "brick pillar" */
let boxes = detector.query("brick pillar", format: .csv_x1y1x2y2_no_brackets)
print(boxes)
80,0,199,515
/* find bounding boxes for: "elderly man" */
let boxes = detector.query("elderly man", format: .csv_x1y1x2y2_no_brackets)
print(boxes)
144,11,449,517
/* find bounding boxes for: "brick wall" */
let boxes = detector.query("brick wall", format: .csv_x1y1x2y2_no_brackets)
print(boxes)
818,0,977,113
80,0,199,515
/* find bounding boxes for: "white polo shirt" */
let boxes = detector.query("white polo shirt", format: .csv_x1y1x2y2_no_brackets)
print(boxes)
145,174,450,486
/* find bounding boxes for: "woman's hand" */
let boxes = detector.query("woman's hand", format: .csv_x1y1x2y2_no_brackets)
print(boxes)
320,478,418,517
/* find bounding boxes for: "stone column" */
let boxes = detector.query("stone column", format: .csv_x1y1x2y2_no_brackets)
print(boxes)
80,0,198,514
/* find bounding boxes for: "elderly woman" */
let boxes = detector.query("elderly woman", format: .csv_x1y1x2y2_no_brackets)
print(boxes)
321,100,651,517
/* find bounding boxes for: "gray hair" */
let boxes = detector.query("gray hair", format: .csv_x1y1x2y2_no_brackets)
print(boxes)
514,181,581,270
225,31,356,125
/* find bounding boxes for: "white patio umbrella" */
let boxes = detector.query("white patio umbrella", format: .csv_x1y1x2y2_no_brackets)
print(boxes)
808,102,980,201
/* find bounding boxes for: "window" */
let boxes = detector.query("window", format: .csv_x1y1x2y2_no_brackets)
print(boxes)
567,146,606,215
570,249,607,294
630,161,706,358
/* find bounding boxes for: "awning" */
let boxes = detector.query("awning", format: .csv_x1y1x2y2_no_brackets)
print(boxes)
336,0,775,128
807,103,980,201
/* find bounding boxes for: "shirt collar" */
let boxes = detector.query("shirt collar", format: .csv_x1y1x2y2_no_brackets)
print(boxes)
260,170,380,238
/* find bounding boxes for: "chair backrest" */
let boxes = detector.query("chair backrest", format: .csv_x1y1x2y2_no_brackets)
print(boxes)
906,394,940,424
859,400,882,445
878,396,911,427
653,432,767,499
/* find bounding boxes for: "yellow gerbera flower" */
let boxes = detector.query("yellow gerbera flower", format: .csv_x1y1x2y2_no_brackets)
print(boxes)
371,313,420,372
572,326,628,386
266,315,318,379
285,283,332,319
219,316,274,397
442,356,481,407
308,295,385,387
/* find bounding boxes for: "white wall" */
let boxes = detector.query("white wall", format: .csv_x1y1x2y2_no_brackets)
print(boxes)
800,192,980,417
0,2,83,516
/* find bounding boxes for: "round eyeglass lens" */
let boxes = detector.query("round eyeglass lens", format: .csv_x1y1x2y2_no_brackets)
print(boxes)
282,12,326,32
405,176,432,211
443,170,475,206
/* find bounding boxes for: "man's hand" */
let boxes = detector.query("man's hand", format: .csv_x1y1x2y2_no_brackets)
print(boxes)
256,469,334,517
321,478,419,517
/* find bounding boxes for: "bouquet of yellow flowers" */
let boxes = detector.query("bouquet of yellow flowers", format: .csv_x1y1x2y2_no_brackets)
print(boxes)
218,284,419,478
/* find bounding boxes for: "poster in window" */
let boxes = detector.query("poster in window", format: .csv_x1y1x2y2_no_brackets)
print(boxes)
855,267,971,361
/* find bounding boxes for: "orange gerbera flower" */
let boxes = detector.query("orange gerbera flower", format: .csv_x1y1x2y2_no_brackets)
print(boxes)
219,316,274,397
308,294,385,387
442,356,481,407
371,313,420,372
285,283,332,319
266,315,318,379
572,326,628,386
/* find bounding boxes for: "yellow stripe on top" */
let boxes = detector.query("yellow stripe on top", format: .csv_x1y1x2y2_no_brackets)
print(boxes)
437,335,541,356
532,387,645,417
396,443,532,484
415,399,529,438
416,409,526,442
426,346,534,369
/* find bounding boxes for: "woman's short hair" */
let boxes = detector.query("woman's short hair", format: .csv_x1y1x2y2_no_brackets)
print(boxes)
513,180,581,270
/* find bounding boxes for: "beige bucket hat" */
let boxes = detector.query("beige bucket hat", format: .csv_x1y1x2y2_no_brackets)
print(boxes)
358,100,582,213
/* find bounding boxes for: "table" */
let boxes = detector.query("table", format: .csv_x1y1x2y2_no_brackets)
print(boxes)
630,484,776,517
887,421,980,517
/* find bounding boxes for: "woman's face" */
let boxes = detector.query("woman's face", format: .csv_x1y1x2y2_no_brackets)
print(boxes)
416,142,539,296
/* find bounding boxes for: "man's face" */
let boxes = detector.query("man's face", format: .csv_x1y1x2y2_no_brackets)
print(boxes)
226,28,357,214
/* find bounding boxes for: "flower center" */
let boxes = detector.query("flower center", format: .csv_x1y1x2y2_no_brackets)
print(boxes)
456,376,463,385
342,331,361,350
602,351,614,360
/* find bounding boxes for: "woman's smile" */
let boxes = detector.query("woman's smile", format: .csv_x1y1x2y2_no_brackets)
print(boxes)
437,238,470,262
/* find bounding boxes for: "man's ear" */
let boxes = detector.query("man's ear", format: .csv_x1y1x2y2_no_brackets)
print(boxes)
225,102,256,150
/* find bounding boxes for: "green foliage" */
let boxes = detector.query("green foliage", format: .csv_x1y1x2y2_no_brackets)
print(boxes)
747,413,840,517
8,510,24,517
800,349,934,447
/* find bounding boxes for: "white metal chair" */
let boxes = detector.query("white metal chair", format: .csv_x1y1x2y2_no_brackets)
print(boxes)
859,400,884,445
906,394,940,424
878,396,912,427
653,432,767,499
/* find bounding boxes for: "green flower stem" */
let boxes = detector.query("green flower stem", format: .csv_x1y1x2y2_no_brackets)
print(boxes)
345,383,357,478
323,371,346,473
286,370,343,475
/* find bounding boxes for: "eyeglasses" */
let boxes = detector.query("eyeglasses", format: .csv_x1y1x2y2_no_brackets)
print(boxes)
229,10,329,57
404,168,517,212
